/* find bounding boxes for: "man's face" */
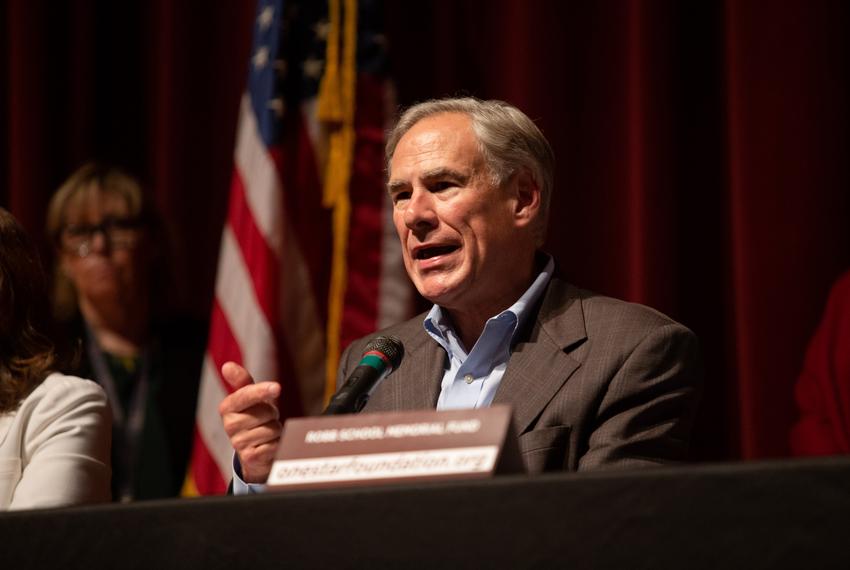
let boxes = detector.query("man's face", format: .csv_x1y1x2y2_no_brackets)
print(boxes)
388,112,535,315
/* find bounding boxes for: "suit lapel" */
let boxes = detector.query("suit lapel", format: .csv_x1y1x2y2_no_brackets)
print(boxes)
396,336,444,409
364,318,444,412
493,277,587,434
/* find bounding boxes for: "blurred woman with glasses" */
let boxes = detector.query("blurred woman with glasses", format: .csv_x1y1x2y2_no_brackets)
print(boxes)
0,207,110,510
47,163,205,502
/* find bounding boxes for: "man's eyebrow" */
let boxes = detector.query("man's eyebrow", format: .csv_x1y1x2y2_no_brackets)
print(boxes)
421,167,469,183
386,179,408,194
386,167,471,194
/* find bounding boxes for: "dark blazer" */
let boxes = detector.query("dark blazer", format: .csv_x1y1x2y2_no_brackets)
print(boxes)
60,315,206,499
338,275,703,473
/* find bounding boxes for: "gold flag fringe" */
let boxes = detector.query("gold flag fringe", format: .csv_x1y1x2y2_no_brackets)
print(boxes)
316,0,358,403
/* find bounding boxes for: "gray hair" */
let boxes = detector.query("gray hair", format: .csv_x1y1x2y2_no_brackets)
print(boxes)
385,97,555,245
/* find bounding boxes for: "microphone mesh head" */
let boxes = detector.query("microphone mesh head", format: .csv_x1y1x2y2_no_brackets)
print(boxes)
364,335,404,370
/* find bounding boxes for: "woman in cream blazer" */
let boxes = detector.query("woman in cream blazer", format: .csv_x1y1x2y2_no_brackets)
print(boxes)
0,208,110,510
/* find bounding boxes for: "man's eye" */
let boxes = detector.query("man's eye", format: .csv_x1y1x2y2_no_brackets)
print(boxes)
432,181,456,192
392,191,411,204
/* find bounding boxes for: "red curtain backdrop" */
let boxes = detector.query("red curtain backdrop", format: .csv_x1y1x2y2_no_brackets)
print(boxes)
2,0,849,461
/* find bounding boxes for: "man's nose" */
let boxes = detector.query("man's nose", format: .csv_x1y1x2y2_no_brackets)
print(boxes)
403,190,438,233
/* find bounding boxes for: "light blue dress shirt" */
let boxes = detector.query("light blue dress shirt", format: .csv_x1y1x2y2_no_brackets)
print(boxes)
233,255,555,494
429,255,554,410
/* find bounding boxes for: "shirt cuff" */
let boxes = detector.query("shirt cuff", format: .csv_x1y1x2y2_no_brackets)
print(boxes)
231,452,267,495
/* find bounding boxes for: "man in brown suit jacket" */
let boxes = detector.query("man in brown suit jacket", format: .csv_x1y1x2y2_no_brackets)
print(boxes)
341,274,700,473
220,97,702,487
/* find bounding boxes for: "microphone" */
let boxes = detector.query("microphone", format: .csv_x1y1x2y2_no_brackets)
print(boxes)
323,336,404,415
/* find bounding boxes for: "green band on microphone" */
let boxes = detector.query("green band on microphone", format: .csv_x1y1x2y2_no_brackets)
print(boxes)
360,353,388,370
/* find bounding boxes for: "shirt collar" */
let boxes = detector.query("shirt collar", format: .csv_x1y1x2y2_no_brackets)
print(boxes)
424,253,555,359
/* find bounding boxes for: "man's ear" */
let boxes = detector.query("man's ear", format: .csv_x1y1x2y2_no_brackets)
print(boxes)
511,168,541,228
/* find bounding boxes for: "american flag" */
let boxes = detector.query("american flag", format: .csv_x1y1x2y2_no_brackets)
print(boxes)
185,0,410,495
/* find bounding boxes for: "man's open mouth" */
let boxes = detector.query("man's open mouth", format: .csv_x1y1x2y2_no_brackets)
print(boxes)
415,245,459,260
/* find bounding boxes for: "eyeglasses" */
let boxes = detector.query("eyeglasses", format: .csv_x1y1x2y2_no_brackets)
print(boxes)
61,217,144,257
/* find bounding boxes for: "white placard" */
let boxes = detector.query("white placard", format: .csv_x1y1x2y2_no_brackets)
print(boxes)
268,445,500,486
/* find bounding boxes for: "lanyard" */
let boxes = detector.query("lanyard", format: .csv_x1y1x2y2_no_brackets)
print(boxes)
84,325,150,502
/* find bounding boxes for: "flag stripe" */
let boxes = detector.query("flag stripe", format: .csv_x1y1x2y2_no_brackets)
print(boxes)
194,300,245,482
227,170,279,326
196,358,233,481
234,94,285,251
183,429,226,496
207,299,245,372
192,362,233,486
217,226,277,380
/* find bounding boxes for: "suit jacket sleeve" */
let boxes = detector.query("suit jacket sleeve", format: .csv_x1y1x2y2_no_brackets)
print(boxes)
8,374,112,510
336,340,358,391
578,322,702,469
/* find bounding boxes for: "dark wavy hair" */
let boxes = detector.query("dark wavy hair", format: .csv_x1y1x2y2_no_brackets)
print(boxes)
0,208,61,412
